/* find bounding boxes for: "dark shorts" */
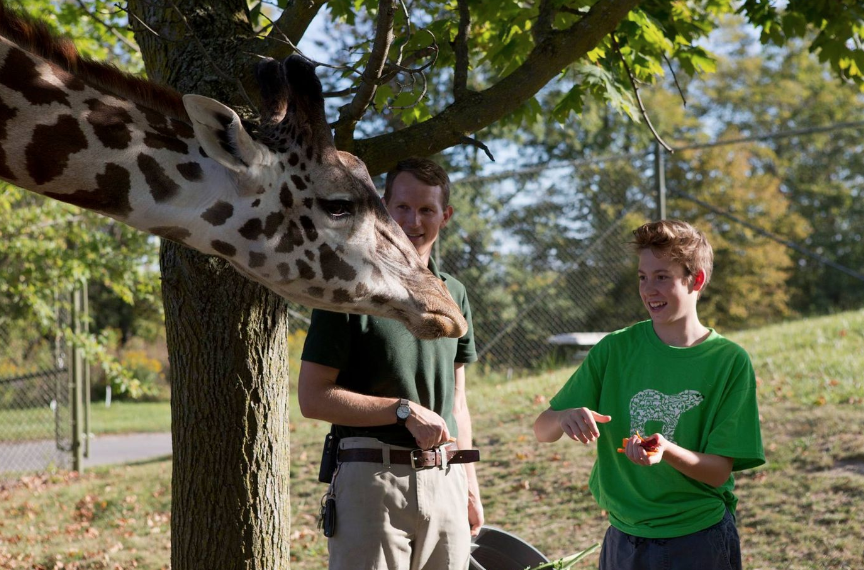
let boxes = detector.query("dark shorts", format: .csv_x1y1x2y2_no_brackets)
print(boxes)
598,510,741,570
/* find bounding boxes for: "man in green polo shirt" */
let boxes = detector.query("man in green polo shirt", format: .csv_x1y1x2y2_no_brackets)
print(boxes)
298,157,483,570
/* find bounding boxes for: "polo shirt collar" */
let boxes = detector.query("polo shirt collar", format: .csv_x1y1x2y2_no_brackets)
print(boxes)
427,256,445,280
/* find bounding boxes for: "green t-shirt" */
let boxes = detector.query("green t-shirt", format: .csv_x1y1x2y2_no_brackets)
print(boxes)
549,320,765,539
300,258,477,447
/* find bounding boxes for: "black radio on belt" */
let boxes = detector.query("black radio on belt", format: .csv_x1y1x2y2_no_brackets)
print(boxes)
318,426,340,484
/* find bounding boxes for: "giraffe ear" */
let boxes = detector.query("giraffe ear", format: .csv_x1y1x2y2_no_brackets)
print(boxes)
183,94,263,173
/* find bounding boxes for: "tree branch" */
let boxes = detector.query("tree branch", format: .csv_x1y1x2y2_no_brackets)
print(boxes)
533,0,556,45
333,0,397,150
352,0,644,175
664,53,687,107
264,0,327,59
453,0,470,99
611,34,672,152
460,136,494,161
75,0,141,53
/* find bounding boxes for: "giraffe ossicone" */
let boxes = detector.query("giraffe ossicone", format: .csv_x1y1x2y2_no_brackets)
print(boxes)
0,2,467,339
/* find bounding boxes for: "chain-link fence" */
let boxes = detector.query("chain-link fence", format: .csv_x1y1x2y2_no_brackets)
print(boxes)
0,304,74,477
440,154,655,371
438,122,864,371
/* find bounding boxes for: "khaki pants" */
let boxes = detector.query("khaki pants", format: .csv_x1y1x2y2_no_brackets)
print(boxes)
327,437,471,570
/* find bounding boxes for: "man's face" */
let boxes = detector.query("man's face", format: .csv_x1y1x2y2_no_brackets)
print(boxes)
638,249,701,326
385,172,453,262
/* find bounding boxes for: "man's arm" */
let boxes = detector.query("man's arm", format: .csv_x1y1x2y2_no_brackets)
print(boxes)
452,362,483,536
298,360,452,450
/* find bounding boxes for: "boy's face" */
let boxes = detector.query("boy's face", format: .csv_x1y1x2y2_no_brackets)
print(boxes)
638,249,702,326
384,172,453,264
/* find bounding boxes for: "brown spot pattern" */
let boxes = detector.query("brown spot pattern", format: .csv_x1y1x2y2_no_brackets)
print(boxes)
299,215,318,242
85,99,133,149
138,153,180,202
26,115,88,185
291,174,307,191
0,97,17,180
0,48,71,106
264,212,285,237
332,289,351,304
212,240,237,257
275,220,305,253
288,152,299,166
277,263,293,280
150,226,192,243
319,244,357,282
201,201,234,226
280,182,293,209
249,252,266,268
355,282,370,298
144,131,189,154
171,119,195,139
43,163,132,217
296,259,315,280
176,162,203,181
306,287,324,299
303,198,313,209
305,250,315,261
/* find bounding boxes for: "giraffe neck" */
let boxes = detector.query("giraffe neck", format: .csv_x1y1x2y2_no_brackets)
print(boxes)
0,2,470,340
1,36,254,257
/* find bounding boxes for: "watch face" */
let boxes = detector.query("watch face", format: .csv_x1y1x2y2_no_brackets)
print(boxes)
397,405,411,420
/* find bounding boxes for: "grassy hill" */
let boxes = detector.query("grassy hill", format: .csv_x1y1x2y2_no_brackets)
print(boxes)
1,309,862,569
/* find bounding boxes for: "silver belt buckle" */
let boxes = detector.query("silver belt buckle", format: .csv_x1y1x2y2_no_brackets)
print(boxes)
410,448,425,470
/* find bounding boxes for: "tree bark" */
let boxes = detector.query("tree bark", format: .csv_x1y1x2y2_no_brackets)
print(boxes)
129,1,292,568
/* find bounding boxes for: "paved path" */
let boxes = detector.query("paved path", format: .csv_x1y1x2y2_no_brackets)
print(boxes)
0,432,172,474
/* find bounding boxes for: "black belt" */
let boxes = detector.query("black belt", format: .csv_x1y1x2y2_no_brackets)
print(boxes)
338,448,480,470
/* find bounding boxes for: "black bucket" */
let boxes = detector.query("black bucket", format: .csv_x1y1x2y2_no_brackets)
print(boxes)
469,526,549,570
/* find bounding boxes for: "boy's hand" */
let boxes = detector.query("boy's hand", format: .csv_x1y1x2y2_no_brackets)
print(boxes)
624,433,668,466
558,408,612,444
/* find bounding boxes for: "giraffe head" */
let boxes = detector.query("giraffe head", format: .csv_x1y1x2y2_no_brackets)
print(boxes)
177,56,467,339
0,4,466,339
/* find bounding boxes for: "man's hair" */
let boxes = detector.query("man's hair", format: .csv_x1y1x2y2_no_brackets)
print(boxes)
632,220,714,292
383,157,451,208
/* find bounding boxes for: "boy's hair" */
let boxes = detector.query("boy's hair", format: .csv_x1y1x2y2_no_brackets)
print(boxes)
383,157,451,208
632,220,714,293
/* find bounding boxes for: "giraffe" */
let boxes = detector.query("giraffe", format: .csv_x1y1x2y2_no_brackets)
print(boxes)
0,2,466,340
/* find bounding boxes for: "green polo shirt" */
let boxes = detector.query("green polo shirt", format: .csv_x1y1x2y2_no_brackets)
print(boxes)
300,258,477,447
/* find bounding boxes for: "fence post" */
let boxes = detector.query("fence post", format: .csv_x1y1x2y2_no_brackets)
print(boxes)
654,141,667,220
70,283,85,472
83,279,91,459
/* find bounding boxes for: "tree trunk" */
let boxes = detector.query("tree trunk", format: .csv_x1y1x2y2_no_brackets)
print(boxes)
161,245,291,569
129,1,293,567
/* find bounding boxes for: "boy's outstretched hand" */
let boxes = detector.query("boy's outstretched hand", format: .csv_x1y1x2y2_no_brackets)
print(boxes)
558,408,612,444
622,433,667,466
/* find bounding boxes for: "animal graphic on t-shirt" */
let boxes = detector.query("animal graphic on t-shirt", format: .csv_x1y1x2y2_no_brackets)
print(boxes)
629,389,704,444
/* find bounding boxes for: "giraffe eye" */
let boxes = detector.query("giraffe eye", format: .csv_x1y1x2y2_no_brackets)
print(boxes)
318,199,355,220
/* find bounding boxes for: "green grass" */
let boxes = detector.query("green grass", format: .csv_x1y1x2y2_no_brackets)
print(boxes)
1,310,863,569
0,401,171,443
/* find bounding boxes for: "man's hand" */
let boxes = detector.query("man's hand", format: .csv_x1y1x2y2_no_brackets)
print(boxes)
468,489,484,537
558,408,612,444
405,403,451,449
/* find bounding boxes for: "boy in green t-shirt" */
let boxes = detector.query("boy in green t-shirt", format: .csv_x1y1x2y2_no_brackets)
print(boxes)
534,220,764,570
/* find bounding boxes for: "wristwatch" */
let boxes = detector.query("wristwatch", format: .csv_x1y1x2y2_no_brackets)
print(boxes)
395,398,411,426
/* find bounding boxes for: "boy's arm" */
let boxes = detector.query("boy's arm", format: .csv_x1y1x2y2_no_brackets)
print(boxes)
534,407,612,443
624,434,734,488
